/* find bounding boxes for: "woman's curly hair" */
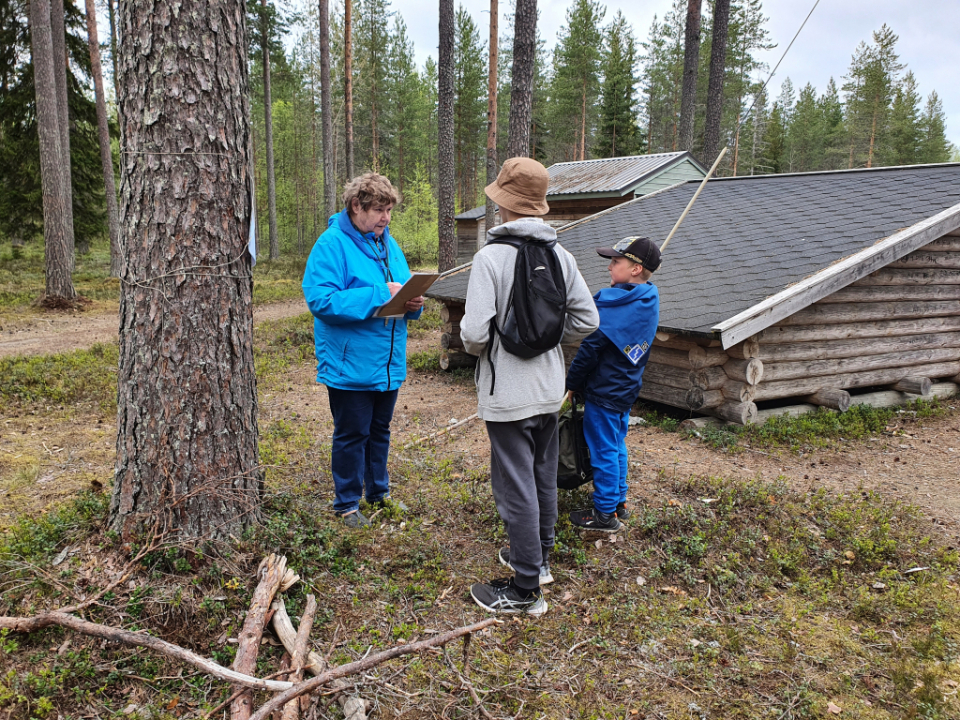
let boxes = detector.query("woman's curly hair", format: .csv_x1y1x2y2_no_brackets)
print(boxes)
342,173,401,211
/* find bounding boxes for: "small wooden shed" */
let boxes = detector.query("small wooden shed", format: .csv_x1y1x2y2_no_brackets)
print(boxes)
455,206,499,266
545,151,707,224
428,163,960,421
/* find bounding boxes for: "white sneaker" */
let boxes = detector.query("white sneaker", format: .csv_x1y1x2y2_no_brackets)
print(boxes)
497,547,554,585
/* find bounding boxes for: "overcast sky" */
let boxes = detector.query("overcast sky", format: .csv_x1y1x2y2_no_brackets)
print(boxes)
376,0,959,149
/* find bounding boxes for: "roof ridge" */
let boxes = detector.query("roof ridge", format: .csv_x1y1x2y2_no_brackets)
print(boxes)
550,151,686,167
704,161,960,183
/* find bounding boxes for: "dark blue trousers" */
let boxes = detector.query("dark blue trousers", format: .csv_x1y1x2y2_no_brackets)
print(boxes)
327,387,399,515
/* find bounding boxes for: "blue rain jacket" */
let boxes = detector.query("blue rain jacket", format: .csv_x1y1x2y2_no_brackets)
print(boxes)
565,282,660,412
302,209,423,391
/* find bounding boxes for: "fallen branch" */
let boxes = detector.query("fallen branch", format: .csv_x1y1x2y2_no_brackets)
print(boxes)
249,618,500,720
0,612,292,692
401,414,478,450
281,595,317,720
272,599,366,720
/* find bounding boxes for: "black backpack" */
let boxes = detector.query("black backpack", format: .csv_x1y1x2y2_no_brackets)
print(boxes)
557,392,593,490
485,235,568,393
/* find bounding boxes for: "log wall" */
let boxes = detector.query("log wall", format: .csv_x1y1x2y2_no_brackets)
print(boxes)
753,233,960,405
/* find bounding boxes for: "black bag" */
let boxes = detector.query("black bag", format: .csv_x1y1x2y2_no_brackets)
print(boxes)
557,392,593,490
486,235,567,359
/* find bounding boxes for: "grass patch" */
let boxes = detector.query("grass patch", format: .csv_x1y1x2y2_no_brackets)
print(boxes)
680,398,955,452
0,343,117,410
1,427,958,719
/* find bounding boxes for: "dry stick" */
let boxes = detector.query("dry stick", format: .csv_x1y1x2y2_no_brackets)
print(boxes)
272,600,366,720
401,414,479,450
204,669,294,720
232,554,289,720
0,612,292,691
281,595,317,720
660,146,729,253
248,619,500,720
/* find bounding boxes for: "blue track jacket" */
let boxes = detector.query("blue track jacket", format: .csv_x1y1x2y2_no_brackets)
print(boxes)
302,209,423,391
565,282,660,413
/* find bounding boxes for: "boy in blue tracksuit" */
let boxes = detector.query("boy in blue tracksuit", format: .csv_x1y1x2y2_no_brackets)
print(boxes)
565,236,661,532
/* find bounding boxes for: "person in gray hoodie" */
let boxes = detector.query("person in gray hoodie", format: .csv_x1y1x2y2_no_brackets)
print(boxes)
461,157,599,616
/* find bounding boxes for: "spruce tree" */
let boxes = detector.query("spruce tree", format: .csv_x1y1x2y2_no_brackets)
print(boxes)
918,91,951,164
820,78,846,170
889,71,920,166
789,83,823,172
596,11,642,158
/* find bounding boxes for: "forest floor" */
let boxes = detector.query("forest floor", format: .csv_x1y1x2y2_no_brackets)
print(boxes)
1,301,959,719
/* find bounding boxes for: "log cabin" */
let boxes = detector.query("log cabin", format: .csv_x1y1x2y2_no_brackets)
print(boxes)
428,163,960,423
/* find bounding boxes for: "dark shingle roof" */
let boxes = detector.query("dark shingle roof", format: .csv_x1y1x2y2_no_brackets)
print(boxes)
455,206,486,220
429,164,960,336
547,152,704,196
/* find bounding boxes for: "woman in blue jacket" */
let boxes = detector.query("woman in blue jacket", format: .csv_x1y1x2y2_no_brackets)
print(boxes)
303,173,424,527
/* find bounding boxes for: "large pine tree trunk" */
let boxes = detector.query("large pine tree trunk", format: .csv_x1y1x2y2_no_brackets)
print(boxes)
48,0,76,264
30,0,76,303
83,0,121,277
703,0,730,164
506,0,535,159
438,0,456,271
111,0,261,541
344,0,355,179
261,0,279,260
484,0,498,236
678,0,701,153
319,0,335,217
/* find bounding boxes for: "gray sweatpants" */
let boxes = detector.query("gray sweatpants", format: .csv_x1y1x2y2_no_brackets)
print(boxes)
485,413,559,590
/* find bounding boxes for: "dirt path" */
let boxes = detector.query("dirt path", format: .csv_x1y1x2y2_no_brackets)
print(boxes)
0,300,308,359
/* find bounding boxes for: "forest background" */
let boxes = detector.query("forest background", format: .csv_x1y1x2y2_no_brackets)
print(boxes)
0,0,956,268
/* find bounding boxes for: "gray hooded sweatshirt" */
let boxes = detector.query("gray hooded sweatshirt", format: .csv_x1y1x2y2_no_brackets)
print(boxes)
461,217,600,422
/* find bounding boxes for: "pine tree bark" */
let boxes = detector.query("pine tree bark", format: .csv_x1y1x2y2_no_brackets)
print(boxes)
260,0,279,260
48,0,76,264
319,0,335,218
111,0,261,541
83,0,121,277
437,0,456,271
703,0,730,164
30,0,76,302
506,0,535,159
484,0,498,235
678,0,701,153
344,0,355,179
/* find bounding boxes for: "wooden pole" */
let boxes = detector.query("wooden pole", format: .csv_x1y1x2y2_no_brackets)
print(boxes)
660,146,728,253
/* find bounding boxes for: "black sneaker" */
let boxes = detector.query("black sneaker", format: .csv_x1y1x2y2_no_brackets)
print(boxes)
569,508,622,533
338,510,370,528
588,492,630,520
470,578,548,616
497,547,554,585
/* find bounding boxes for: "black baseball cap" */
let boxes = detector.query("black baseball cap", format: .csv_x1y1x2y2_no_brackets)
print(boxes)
596,236,662,271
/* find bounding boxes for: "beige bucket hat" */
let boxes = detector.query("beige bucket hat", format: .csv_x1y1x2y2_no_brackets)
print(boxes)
484,157,550,216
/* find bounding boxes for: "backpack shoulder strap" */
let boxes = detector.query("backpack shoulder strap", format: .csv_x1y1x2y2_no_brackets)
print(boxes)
484,234,525,249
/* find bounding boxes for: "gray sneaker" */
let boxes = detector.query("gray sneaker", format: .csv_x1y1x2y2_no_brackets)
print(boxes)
497,547,554,585
470,578,548,616
339,510,370,528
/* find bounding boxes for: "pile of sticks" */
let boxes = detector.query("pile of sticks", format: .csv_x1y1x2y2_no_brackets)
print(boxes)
0,553,497,720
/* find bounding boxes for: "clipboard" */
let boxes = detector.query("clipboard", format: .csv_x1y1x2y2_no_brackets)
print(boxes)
375,272,441,318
